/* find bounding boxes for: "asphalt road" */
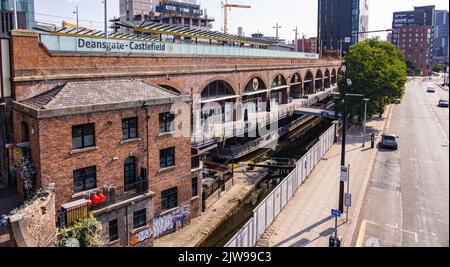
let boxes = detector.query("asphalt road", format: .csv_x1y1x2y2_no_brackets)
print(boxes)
354,78,449,247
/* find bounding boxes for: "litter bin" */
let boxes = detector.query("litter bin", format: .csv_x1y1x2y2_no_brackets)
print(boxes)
371,133,375,148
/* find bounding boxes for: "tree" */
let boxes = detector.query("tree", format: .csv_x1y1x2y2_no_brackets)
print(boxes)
432,64,443,73
405,60,417,74
337,38,407,119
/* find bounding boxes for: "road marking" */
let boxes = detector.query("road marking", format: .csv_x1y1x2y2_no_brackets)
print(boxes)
356,220,419,246
384,105,394,132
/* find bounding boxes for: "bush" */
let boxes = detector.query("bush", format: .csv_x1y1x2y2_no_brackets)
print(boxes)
58,214,103,247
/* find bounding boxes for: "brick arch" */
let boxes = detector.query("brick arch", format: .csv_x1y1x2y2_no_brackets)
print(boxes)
270,73,288,88
303,69,315,95
158,84,182,95
144,77,186,94
324,69,331,89
198,76,238,96
289,72,303,99
242,74,269,93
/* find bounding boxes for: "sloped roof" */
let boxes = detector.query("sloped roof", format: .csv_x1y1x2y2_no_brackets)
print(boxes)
21,79,181,110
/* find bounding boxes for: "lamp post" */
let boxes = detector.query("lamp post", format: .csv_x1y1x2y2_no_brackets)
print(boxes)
104,0,108,38
273,23,282,50
73,6,79,29
362,98,370,147
293,26,299,52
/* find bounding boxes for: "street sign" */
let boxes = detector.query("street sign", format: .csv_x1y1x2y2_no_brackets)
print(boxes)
344,37,351,43
345,193,352,207
331,209,342,217
340,166,349,182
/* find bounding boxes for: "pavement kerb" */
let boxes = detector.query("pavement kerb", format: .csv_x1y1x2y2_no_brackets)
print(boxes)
343,104,395,247
435,82,449,92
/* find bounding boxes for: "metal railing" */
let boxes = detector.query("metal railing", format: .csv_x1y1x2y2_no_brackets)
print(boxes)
192,104,293,146
90,178,150,211
217,115,314,159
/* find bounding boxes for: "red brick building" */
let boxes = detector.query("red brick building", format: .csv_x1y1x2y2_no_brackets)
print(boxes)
297,37,318,54
4,29,340,247
12,79,197,246
392,25,433,75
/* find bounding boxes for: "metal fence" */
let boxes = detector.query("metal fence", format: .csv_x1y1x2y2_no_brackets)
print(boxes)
224,123,336,247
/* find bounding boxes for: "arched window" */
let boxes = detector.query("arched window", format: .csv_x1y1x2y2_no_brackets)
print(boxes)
124,157,137,191
201,80,235,99
244,77,267,92
272,74,287,88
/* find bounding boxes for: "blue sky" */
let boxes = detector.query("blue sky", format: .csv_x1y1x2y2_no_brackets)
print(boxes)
35,0,449,41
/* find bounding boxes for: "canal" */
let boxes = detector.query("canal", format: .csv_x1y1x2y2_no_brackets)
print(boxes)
198,118,334,247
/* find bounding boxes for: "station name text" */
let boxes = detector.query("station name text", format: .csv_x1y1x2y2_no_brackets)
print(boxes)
77,38,166,52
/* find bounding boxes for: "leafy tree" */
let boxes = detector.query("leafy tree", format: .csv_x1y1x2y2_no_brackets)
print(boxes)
432,64,443,73
58,214,103,247
337,38,407,119
405,60,417,74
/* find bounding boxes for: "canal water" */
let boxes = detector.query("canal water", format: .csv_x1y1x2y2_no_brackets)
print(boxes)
198,118,333,247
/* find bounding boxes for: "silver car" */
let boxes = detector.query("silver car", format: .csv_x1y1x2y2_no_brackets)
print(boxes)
427,86,436,93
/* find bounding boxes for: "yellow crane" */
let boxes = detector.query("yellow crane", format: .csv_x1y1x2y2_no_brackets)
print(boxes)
222,0,251,34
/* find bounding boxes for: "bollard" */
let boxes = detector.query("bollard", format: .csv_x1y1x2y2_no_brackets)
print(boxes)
371,133,375,148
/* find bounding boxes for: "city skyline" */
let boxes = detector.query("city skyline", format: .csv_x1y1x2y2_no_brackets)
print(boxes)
33,0,449,42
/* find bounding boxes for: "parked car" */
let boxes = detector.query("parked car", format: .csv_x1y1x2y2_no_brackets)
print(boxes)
380,134,399,150
438,99,449,108
427,86,436,93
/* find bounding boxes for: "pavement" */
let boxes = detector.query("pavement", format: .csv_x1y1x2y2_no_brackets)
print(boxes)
154,166,268,247
256,107,391,247
353,79,449,247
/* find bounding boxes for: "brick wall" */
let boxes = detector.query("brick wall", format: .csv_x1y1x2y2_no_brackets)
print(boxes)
13,103,193,217
9,189,57,247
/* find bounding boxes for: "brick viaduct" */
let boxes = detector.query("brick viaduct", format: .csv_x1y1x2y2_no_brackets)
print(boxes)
9,31,341,102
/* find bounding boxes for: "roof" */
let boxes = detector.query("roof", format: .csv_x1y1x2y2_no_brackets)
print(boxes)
20,79,186,111
117,21,273,46
34,21,274,47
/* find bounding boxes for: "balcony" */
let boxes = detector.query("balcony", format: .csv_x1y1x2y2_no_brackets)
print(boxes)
57,177,152,227
90,177,151,212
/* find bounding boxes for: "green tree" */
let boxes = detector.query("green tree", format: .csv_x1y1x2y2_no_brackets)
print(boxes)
337,38,407,119
58,214,103,247
405,60,417,74
432,64,443,73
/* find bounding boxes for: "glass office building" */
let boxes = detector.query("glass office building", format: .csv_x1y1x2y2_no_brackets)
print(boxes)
1,0,34,30
318,0,369,53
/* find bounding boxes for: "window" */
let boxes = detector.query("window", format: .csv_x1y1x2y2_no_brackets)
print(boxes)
160,147,175,168
109,219,119,242
124,157,137,191
192,177,198,197
73,166,97,193
72,123,95,149
161,187,178,210
122,117,138,140
21,122,29,143
159,112,174,133
133,209,146,229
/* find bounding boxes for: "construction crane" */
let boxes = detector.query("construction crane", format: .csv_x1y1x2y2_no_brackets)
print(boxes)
222,0,251,34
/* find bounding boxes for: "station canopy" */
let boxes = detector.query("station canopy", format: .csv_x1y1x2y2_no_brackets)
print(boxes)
33,22,274,47
114,21,273,46
33,24,161,42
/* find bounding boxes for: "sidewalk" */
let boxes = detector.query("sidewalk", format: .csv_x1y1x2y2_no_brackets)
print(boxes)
257,107,393,247
154,166,268,247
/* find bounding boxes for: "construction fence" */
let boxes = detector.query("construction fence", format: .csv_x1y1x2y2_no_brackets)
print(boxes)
225,123,336,247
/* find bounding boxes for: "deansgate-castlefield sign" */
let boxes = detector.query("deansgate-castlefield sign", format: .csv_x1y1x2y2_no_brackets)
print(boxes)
38,34,320,59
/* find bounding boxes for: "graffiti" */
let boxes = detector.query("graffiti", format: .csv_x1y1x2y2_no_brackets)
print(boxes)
153,214,174,238
153,202,191,238
129,228,153,246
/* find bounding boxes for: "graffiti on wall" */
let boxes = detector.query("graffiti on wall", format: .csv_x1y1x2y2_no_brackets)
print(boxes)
153,202,191,238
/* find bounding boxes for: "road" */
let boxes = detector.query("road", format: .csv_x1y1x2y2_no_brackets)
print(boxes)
354,78,449,247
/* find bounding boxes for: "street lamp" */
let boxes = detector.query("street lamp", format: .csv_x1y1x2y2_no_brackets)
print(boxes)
73,6,79,29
